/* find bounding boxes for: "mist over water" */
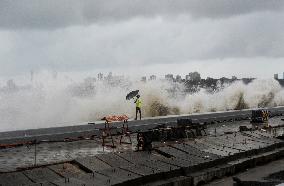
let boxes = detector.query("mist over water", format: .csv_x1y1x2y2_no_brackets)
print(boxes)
0,71,284,132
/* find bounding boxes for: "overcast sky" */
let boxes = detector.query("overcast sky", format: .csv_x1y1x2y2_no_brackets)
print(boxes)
0,0,284,79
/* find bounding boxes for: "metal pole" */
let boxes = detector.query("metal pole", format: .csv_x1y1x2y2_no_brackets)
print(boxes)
34,139,37,166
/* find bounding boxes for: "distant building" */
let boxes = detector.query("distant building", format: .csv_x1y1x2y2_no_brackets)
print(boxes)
107,72,112,79
30,70,34,82
176,75,182,82
52,70,58,79
84,77,96,87
104,72,113,81
165,74,174,81
242,78,255,84
7,79,16,90
220,77,229,80
206,77,213,80
186,72,201,81
97,73,103,81
141,76,147,82
149,75,156,81
274,74,279,80
185,75,190,81
232,76,237,80
219,77,232,84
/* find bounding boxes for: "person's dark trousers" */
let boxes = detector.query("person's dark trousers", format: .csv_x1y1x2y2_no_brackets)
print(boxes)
135,107,142,120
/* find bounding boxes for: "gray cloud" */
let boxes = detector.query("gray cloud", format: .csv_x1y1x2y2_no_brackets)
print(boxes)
0,1,284,78
0,10,283,77
0,0,283,29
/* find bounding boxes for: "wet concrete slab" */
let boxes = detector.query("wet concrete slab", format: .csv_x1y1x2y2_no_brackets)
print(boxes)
205,157,284,186
48,163,86,178
243,130,284,144
171,143,225,170
49,172,114,186
50,175,125,186
94,153,156,177
115,152,185,184
22,167,63,183
203,137,253,153
156,146,206,166
185,141,231,157
0,114,284,185
203,138,246,153
241,132,280,144
0,172,33,186
95,167,141,185
156,156,196,171
0,117,283,173
216,134,264,151
187,139,240,157
71,172,111,185
212,133,276,151
154,145,226,175
119,163,155,176
0,139,113,172
95,152,133,168
0,132,283,186
51,177,96,186
29,182,55,186
116,151,181,174
74,156,112,172
172,143,221,160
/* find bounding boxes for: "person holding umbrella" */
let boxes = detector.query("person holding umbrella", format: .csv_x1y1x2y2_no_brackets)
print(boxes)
126,90,142,120
134,94,142,120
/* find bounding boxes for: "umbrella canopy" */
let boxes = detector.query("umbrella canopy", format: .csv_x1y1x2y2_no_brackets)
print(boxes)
126,90,139,100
